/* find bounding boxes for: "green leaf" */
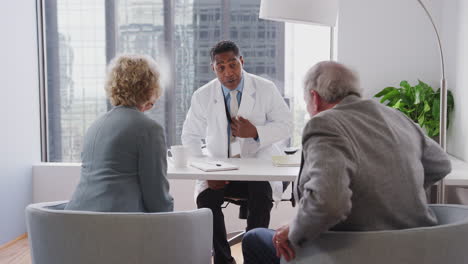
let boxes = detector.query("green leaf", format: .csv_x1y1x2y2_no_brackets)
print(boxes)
448,90,455,112
414,88,421,105
418,114,425,125
374,87,396,98
376,80,454,138
423,102,430,113
400,94,412,105
400,80,411,90
431,126,440,137
432,98,440,120
418,80,432,91
380,89,400,104
389,96,401,107
393,99,403,109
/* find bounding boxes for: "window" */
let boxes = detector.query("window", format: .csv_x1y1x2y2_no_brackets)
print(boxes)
285,23,332,146
199,31,208,38
258,31,265,39
241,31,250,39
230,30,238,39
39,0,330,162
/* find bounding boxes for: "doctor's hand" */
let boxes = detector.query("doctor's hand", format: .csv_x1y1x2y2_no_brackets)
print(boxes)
231,116,258,139
207,180,229,190
273,224,295,262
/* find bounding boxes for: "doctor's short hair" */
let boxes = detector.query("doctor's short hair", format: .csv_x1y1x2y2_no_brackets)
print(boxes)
105,54,162,107
304,61,362,103
210,40,241,62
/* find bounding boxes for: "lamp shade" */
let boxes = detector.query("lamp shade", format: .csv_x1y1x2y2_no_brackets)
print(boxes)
259,0,339,27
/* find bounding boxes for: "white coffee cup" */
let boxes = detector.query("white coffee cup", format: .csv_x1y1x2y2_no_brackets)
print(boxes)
167,145,189,168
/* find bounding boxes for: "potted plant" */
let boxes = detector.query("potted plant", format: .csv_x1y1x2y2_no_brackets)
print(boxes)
374,80,454,138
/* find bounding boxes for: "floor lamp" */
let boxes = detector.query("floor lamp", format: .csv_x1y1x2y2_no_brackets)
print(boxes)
416,0,447,204
260,0,447,203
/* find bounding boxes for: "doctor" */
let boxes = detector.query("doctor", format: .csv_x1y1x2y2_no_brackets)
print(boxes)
182,40,292,264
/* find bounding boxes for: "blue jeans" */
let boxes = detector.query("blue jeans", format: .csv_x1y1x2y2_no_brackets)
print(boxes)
242,228,280,264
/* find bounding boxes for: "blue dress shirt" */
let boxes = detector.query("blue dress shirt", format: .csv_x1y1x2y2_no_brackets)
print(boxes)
221,77,244,115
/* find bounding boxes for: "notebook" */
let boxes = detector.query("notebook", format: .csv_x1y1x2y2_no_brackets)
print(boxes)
190,161,239,172
272,155,301,167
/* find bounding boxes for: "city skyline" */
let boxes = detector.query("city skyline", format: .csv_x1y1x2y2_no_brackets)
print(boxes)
44,0,329,162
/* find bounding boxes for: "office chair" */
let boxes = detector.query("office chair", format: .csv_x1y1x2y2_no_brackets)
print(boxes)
282,204,468,264
26,201,213,264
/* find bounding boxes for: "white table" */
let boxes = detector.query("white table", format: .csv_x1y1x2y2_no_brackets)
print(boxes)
167,156,468,185
167,158,299,182
31,155,468,204
445,156,468,186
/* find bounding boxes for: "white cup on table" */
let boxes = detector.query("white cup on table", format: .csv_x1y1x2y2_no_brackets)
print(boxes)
167,145,189,168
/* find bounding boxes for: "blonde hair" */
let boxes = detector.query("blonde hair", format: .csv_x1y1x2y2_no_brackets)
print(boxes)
105,54,162,107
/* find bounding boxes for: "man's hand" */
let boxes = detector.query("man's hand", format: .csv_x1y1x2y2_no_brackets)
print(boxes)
207,180,229,190
272,224,295,262
231,116,258,139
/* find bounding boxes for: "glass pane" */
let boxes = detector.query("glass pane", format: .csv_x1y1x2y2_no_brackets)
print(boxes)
115,0,168,141
285,24,331,147
174,0,195,145
42,0,330,162
45,0,107,162
176,0,285,145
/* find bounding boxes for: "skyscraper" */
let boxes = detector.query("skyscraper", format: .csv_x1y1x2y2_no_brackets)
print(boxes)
192,0,285,94
174,0,196,145
46,0,107,162
117,0,168,136
44,0,285,161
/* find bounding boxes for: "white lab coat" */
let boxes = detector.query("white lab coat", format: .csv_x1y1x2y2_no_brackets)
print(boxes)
181,71,292,202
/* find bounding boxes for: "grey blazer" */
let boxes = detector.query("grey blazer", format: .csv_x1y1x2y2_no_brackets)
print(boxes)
66,106,174,213
289,95,451,247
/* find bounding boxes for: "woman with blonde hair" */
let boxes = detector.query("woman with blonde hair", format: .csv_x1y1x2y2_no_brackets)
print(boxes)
66,54,173,212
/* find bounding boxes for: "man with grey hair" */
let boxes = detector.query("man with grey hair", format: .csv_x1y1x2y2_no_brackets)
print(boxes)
242,61,451,263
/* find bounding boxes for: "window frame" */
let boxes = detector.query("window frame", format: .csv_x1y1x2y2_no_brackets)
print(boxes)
36,0,177,162
36,0,333,162
36,0,48,162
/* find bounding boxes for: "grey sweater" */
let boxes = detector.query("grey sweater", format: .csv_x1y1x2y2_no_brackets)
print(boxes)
66,106,174,213
289,95,451,247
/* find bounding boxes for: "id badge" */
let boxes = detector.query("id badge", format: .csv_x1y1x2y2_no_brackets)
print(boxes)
230,139,241,157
